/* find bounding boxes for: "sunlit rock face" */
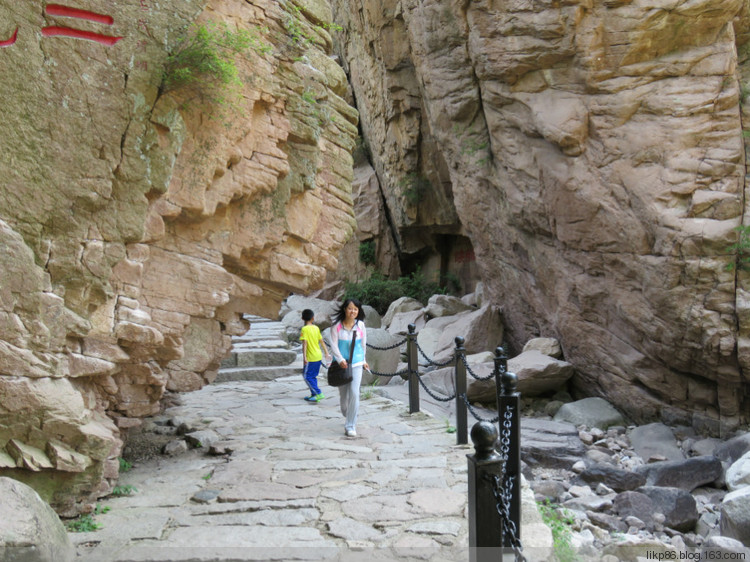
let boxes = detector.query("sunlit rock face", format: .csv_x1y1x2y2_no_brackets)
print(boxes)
0,0,356,514
331,0,750,433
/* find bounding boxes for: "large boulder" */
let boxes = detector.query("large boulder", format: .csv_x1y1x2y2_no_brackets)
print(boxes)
382,297,425,328
628,423,685,463
726,451,750,492
467,350,574,400
0,477,74,562
363,329,402,386
282,297,341,342
720,486,750,546
418,305,503,364
553,397,627,430
424,294,474,318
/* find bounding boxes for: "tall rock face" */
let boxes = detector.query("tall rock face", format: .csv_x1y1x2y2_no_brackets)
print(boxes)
0,0,356,514
331,0,750,433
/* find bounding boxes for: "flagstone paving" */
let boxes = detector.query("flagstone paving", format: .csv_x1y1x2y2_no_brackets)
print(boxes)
70,376,479,561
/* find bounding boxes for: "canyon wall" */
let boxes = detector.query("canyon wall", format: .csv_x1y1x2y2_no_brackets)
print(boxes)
0,0,356,514
331,0,750,434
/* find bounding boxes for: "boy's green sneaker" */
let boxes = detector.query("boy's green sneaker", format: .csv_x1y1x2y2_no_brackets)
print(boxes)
315,393,325,402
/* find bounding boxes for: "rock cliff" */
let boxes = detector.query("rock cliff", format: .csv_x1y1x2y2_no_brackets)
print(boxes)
330,0,750,433
0,0,356,514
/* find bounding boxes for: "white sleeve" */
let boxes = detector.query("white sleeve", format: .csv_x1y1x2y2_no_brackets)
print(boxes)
330,323,344,363
360,321,367,362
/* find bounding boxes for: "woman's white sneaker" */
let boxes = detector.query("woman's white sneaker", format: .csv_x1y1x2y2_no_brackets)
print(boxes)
345,429,357,437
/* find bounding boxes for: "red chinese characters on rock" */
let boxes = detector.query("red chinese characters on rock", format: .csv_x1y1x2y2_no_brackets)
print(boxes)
1,3,123,48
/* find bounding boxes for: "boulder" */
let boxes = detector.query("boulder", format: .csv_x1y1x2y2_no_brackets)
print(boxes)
362,306,382,329
520,418,587,469
281,296,340,338
701,536,750,559
726,451,750,492
382,297,424,328
579,462,647,492
612,491,655,530
635,456,724,491
522,338,563,359
424,294,474,318
363,329,402,386
637,486,698,533
387,310,427,337
467,351,574,400
714,433,750,467
720,486,750,546
0,477,74,562
628,423,685,463
553,397,627,430
429,305,504,362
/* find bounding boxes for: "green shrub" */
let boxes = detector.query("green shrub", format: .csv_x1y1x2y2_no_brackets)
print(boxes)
538,500,577,562
160,22,270,115
358,240,376,265
726,225,750,272
399,173,431,205
344,269,445,314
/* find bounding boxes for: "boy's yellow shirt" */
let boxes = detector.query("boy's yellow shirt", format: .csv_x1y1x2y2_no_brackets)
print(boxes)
300,324,323,362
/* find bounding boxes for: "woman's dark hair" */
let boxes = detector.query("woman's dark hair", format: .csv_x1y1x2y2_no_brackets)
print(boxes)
334,298,366,323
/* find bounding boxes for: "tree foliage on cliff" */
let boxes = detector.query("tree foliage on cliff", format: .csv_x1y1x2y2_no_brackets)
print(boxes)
160,22,270,113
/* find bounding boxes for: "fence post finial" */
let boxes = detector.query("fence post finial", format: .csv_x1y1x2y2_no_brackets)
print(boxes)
470,421,500,462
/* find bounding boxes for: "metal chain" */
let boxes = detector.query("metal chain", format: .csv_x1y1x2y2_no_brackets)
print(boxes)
459,353,494,381
369,367,409,378
484,405,526,562
415,341,455,367
460,394,499,423
414,371,456,402
366,339,406,351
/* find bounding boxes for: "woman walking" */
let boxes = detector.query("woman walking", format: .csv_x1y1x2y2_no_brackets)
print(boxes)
329,298,369,437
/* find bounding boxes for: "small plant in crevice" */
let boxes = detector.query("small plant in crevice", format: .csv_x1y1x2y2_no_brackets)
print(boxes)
118,457,132,472
66,514,101,533
725,224,750,272
111,484,138,497
399,173,431,205
538,500,577,562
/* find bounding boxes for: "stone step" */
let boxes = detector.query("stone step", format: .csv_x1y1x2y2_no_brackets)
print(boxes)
221,348,298,369
214,363,303,382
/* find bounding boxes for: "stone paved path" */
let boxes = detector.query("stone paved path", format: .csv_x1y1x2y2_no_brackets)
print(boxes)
70,375,477,561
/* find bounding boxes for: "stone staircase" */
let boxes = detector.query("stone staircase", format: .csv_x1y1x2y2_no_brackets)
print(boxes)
215,315,302,382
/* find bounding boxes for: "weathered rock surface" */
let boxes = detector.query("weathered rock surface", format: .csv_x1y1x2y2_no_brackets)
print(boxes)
0,477,74,562
0,0,357,514
330,0,750,433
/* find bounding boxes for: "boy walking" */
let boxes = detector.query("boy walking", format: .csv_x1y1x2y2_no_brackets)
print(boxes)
299,309,331,402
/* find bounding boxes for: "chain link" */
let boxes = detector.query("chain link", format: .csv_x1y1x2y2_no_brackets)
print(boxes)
369,367,409,378
366,339,406,351
415,341,455,367
483,405,525,562
460,394,499,423
414,371,456,402
459,353,494,381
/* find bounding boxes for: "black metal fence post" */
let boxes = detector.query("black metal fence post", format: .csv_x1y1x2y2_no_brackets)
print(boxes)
494,346,521,548
454,336,468,445
467,421,504,562
406,323,420,413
